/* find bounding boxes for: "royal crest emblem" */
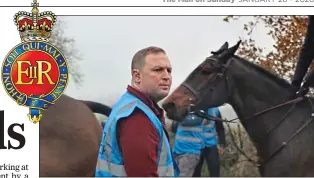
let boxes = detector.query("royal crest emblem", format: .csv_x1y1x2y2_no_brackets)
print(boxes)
1,0,69,124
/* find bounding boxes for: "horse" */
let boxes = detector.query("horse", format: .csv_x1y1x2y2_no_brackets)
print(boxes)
40,94,112,177
162,41,314,176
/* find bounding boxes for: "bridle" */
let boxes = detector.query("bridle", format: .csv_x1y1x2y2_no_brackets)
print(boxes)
181,56,314,169
182,57,232,107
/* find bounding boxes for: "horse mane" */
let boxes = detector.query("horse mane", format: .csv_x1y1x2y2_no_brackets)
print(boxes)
233,55,292,89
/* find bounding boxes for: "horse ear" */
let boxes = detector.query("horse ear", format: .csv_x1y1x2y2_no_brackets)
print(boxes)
211,42,229,55
229,40,241,55
219,40,241,63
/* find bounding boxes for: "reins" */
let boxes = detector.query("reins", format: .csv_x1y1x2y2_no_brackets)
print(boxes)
192,96,310,167
205,96,314,168
183,57,314,168
240,97,304,122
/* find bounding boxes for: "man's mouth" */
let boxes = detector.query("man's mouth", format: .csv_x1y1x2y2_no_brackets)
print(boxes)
159,84,170,89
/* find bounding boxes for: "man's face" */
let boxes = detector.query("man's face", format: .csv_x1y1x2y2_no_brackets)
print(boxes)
136,52,172,102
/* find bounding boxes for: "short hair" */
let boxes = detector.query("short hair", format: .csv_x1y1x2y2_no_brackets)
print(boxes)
131,46,166,70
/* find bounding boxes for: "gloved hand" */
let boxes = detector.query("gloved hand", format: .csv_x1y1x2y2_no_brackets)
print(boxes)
296,86,309,98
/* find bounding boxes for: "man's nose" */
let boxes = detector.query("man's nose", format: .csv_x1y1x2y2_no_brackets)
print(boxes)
162,70,171,80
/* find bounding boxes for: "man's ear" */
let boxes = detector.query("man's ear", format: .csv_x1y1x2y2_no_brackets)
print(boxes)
132,69,141,83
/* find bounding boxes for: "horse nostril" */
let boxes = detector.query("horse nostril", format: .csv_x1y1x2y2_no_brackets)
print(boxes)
162,102,176,111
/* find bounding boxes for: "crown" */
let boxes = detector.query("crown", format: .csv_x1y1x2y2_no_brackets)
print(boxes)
13,0,57,42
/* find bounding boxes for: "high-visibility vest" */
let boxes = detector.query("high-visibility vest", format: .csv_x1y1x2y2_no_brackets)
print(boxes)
203,107,220,147
173,114,205,155
95,91,179,177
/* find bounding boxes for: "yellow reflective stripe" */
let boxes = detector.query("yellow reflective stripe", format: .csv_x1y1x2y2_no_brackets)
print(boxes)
176,135,202,143
179,126,203,132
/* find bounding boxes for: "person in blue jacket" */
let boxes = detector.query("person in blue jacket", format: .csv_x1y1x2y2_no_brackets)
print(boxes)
171,112,206,177
193,107,226,177
95,46,179,177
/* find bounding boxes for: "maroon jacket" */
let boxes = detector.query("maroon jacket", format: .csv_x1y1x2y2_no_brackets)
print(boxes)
116,85,169,177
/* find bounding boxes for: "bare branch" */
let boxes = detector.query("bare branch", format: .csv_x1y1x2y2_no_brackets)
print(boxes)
50,19,84,88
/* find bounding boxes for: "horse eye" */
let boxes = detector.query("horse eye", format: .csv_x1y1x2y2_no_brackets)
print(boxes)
199,66,211,75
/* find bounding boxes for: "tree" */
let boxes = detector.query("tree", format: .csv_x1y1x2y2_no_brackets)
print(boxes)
223,16,309,81
49,18,84,87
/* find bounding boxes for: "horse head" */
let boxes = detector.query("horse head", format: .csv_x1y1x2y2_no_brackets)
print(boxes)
162,41,314,177
162,41,240,121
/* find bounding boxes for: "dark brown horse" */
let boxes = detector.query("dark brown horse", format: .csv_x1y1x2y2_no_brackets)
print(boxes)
40,94,111,177
162,41,314,176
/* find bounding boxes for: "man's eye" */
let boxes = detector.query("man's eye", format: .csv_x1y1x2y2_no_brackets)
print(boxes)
154,68,163,72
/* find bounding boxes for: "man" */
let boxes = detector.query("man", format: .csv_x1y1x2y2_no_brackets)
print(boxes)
193,107,226,177
290,16,314,98
95,46,179,177
171,113,205,177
